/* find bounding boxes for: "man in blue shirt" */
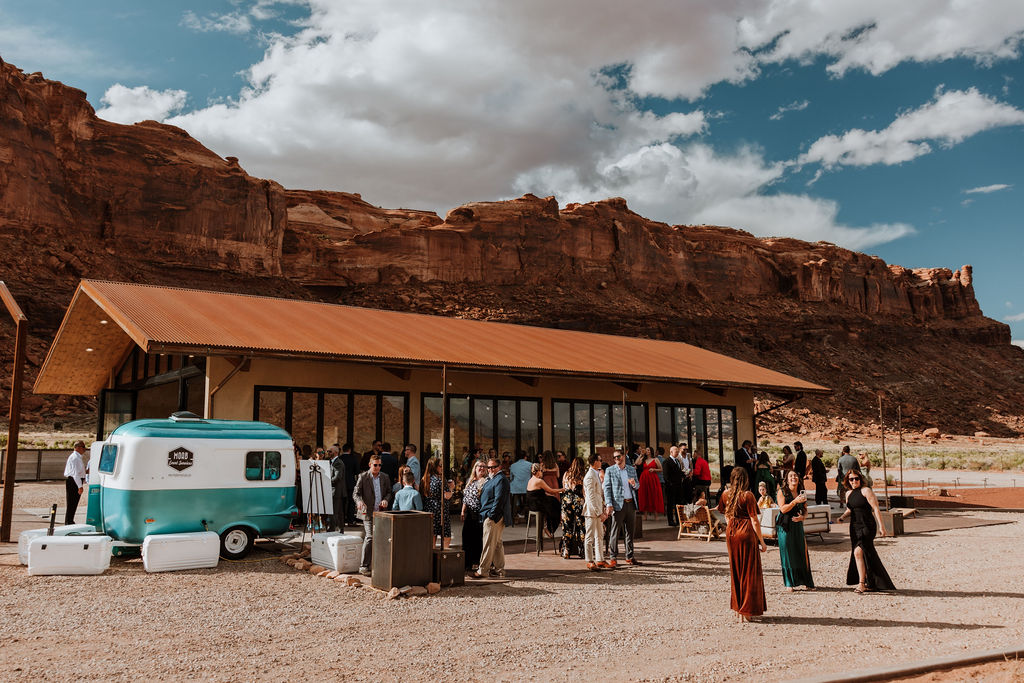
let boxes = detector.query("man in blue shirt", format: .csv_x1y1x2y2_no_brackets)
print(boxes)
404,444,422,490
602,448,641,568
392,470,424,511
475,457,511,578
509,451,532,523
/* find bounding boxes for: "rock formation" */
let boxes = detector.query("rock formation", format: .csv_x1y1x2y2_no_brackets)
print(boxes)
0,57,1021,435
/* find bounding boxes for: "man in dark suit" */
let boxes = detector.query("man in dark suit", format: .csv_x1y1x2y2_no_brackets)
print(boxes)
793,441,808,487
736,440,756,481
340,442,359,524
662,446,683,525
360,439,383,472
379,442,399,481
328,446,347,532
353,454,393,575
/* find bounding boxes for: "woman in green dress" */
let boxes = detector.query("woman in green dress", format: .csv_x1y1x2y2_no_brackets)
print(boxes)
754,451,776,502
775,469,815,590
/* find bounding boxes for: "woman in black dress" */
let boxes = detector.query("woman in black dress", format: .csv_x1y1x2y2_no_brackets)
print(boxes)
836,469,895,593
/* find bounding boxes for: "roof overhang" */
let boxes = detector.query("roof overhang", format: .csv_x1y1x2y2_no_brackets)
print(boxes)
35,280,833,397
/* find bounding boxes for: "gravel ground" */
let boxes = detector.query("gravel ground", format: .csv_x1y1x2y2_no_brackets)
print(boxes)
3,484,1023,682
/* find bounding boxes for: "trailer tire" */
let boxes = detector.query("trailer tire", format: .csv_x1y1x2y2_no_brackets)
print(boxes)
220,526,254,560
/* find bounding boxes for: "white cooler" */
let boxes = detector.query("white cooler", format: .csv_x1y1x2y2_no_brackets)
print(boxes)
18,525,96,565
311,532,362,573
142,532,221,573
27,534,112,575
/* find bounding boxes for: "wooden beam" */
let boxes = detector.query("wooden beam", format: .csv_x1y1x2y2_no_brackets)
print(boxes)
224,356,251,372
699,385,727,397
511,375,538,387
613,381,641,393
1,281,27,542
382,366,411,381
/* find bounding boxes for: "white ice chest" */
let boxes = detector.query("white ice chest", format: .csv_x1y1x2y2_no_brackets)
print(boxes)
311,532,361,573
18,524,96,565
142,532,221,573
26,534,113,575
759,503,831,539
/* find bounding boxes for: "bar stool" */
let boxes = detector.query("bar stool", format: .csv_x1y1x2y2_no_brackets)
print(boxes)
524,510,545,555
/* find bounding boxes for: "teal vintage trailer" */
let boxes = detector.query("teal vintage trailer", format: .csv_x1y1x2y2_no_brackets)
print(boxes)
86,414,297,558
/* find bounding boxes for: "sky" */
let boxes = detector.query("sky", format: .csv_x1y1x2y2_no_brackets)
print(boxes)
2,0,1023,344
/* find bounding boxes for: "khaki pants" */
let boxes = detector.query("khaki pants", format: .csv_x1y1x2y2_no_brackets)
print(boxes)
479,517,505,573
584,515,604,563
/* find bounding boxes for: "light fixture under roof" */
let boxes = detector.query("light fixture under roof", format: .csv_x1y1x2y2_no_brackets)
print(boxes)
99,319,108,324
85,347,94,352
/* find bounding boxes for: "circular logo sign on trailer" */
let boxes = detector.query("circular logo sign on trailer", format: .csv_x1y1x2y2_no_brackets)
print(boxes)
168,446,194,472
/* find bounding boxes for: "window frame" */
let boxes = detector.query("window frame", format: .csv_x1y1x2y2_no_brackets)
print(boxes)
419,393,542,462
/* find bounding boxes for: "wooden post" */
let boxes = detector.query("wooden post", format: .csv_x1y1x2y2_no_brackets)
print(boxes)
439,364,447,550
1,281,28,543
879,394,889,511
898,405,904,497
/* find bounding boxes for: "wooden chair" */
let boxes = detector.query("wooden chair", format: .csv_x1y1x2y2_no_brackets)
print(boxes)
676,505,723,542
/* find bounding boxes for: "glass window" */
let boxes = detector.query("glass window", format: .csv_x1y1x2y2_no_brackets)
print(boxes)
381,394,406,450
473,398,494,450
423,396,444,458
573,402,591,459
264,451,282,480
292,392,318,453
593,404,610,450
520,400,540,459
135,382,178,419
692,408,706,460
706,408,721,471
449,398,471,467
611,404,625,450
629,404,647,447
245,451,264,480
552,401,571,454
657,406,672,448
101,390,134,439
497,400,516,456
352,394,377,453
675,407,691,450
720,408,736,457
98,444,118,474
322,393,348,450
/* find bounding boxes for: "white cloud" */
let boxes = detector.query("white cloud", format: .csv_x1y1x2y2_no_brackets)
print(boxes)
96,84,188,124
1006,312,1024,322
181,10,254,34
964,183,1012,194
800,87,1024,168
738,0,1024,77
155,1,939,250
770,99,810,121
1013,340,1024,349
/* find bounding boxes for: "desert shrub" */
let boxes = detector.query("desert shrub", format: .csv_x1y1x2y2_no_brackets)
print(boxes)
760,439,771,447
832,438,840,444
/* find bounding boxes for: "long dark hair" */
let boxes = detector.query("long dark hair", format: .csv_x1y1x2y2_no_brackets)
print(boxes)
781,469,805,514
725,466,750,518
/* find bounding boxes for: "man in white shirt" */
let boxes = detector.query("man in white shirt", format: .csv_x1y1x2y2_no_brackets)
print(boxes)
582,453,608,570
63,440,87,524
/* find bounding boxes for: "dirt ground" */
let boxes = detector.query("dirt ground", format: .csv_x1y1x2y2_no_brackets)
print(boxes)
3,483,1024,682
893,658,1024,682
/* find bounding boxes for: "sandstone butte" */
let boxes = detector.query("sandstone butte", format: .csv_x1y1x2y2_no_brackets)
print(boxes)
0,57,1022,436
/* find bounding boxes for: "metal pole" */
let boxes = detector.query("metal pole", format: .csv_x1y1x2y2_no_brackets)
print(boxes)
898,405,904,497
879,394,889,510
1,281,28,543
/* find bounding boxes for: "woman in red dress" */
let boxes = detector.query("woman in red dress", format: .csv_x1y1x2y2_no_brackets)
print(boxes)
717,466,767,622
636,446,664,519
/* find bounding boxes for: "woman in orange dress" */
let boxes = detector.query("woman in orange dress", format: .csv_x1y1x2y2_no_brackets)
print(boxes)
636,446,664,519
717,466,768,622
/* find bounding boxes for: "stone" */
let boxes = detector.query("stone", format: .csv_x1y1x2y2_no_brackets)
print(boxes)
308,564,327,575
333,576,347,583
326,570,340,579
345,576,362,586
922,428,940,437
408,586,428,596
426,582,441,595
316,570,331,577
974,431,990,438
387,587,401,600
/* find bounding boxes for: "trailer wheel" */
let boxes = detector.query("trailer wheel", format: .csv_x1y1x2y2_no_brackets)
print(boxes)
220,526,254,560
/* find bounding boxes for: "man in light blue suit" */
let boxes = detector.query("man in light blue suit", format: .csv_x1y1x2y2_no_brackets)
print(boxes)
602,448,641,567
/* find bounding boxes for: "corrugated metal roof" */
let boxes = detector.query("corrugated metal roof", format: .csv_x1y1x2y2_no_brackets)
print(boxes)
35,279,830,396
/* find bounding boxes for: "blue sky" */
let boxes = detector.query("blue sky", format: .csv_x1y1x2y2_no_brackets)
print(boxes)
2,1,1023,343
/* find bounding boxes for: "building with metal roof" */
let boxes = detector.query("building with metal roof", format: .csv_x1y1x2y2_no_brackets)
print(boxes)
35,280,829,473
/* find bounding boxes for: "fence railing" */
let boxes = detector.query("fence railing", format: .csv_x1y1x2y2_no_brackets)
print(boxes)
0,449,69,482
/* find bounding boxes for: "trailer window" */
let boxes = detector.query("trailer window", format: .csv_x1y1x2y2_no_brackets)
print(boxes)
98,444,118,474
245,451,282,481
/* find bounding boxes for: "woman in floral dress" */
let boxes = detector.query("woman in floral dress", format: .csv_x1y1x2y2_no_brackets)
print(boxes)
559,456,587,558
